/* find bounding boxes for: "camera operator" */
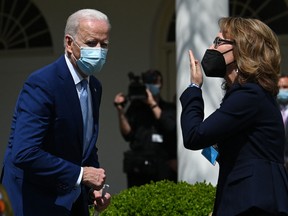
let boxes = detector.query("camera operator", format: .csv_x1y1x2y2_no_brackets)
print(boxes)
114,69,177,188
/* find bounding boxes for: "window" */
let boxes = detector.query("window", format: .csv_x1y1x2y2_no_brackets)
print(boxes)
167,13,175,42
0,0,52,51
230,0,288,35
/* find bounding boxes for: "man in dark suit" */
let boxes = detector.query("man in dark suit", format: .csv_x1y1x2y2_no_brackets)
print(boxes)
0,9,111,216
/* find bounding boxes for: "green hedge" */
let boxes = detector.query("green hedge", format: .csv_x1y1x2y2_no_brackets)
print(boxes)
90,180,216,216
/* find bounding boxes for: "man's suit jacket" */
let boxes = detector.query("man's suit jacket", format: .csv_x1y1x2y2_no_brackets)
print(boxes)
284,114,288,171
180,83,288,216
0,55,102,216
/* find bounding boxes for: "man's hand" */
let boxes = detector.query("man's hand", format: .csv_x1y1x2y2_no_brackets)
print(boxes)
145,88,157,107
114,93,126,110
82,167,106,190
90,187,111,212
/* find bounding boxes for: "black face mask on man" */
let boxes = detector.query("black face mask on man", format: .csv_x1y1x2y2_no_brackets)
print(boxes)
201,49,233,78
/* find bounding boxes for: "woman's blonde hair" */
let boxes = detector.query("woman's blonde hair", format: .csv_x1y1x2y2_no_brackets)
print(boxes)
219,17,281,96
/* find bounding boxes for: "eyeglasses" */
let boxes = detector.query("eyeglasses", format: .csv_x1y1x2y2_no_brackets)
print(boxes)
213,37,234,48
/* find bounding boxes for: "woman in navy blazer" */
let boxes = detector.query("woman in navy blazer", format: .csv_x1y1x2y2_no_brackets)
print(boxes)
180,17,288,215
1,9,111,216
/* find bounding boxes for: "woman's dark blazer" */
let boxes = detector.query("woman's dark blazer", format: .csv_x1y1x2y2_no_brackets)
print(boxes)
180,83,288,216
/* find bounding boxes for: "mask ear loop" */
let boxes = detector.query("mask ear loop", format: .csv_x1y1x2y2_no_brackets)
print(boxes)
68,35,81,49
67,35,83,63
223,48,237,74
221,48,233,55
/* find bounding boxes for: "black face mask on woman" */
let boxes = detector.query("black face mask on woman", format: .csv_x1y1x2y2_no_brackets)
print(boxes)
201,49,233,78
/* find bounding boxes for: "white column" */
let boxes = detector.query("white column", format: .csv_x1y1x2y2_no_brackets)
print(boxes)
176,0,228,185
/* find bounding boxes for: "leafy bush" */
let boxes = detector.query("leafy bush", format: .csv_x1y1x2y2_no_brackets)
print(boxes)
91,180,216,216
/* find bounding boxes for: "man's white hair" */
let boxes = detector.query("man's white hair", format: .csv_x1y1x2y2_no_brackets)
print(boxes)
63,9,111,47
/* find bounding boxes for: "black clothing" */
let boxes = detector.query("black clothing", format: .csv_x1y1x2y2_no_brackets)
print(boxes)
122,99,177,187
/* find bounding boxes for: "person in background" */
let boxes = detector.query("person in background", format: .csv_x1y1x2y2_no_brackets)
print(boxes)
277,74,288,172
114,69,177,188
0,9,111,216
180,17,288,215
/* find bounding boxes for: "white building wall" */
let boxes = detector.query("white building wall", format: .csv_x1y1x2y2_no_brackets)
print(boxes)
2,0,286,196
0,0,174,195
176,0,228,185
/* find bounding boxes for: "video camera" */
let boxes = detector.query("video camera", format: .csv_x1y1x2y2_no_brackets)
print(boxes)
127,72,147,101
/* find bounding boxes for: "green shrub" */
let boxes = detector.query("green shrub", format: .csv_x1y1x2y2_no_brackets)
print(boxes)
91,180,216,216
